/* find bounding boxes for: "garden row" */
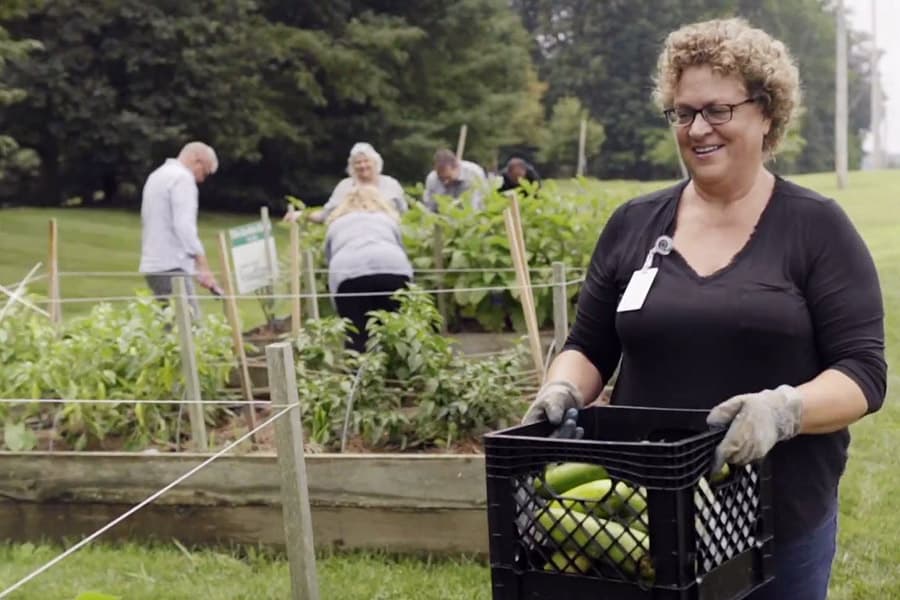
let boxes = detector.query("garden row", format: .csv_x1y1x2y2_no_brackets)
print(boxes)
0,183,622,453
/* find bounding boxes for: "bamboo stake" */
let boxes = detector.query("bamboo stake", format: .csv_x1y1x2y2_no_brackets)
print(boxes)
217,232,258,435
48,219,61,326
433,223,449,332
503,208,544,379
577,118,587,177
289,219,302,337
456,124,468,161
303,249,320,320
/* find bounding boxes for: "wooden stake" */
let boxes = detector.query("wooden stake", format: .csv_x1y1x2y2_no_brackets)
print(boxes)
289,220,302,337
577,118,587,177
48,219,61,325
260,206,276,287
508,196,534,292
456,124,468,161
217,232,257,435
835,0,849,188
551,262,568,360
173,277,208,451
503,208,544,379
433,223,449,332
266,341,320,600
303,249,320,320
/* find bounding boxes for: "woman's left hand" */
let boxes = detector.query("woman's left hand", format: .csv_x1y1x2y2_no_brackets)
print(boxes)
707,385,804,473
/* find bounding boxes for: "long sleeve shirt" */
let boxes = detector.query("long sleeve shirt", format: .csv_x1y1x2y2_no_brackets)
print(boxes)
139,158,204,274
423,160,488,212
565,176,886,543
319,175,408,221
324,212,413,295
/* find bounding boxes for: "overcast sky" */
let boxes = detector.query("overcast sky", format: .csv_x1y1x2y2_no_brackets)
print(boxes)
846,0,899,154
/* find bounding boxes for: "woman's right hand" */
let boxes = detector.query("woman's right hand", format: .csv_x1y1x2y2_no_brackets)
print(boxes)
522,380,585,425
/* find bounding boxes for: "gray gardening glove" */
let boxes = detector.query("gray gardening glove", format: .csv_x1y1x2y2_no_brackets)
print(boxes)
707,385,804,474
549,407,585,440
522,380,584,425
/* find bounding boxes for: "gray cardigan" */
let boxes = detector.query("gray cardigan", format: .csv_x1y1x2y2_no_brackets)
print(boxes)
324,212,413,294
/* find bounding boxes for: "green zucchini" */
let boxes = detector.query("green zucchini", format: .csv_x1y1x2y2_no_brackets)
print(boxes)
537,507,655,581
543,550,593,574
536,462,609,498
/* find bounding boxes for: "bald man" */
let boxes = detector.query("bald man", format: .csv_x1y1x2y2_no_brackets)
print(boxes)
139,141,221,314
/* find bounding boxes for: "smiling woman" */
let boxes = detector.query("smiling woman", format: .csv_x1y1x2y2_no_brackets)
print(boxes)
522,17,886,600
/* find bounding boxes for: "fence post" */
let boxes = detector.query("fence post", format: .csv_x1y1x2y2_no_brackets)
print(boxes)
303,249,320,320
173,277,208,451
551,262,568,360
266,341,320,600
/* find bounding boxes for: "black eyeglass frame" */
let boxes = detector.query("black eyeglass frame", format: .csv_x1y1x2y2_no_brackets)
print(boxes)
663,97,760,127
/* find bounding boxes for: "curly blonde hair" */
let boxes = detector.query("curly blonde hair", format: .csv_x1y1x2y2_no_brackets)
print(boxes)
653,18,801,153
326,184,399,225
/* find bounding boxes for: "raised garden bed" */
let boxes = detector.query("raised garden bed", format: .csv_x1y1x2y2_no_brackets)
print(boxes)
0,451,489,554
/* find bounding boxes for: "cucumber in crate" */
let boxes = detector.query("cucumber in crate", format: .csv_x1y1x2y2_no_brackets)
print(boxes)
484,405,774,600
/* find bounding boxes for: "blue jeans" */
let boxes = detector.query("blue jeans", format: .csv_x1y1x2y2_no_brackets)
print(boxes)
749,511,838,600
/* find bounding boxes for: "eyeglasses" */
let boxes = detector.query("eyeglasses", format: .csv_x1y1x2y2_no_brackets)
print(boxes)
663,98,759,127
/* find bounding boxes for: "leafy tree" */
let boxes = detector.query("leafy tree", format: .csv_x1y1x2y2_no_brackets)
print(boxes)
537,96,604,177
1,0,314,207
513,0,873,178
1,0,543,209
0,0,39,193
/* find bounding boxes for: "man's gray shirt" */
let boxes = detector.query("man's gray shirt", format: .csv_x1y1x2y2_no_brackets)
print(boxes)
423,160,488,211
139,159,205,274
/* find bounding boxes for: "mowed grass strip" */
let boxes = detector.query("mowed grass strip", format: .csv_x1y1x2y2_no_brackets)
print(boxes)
0,543,492,600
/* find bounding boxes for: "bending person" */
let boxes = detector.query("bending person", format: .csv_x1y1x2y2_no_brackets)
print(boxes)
325,185,413,352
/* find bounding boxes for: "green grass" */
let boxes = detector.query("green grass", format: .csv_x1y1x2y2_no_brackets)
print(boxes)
0,544,492,600
1,169,899,598
0,207,291,329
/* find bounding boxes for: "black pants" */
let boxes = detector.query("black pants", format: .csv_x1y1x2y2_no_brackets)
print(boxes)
334,274,410,352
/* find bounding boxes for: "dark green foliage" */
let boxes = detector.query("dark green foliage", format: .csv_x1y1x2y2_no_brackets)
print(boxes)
0,0,541,209
512,0,875,178
0,295,235,450
293,287,531,450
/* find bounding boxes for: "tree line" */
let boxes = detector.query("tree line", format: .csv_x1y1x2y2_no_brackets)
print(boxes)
0,0,877,211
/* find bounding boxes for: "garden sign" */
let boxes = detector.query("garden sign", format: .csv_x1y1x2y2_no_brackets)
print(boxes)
228,221,279,294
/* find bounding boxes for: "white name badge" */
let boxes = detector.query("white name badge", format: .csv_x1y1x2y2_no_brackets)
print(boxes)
617,268,658,312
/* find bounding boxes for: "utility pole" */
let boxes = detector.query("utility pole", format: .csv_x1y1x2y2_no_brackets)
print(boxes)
835,0,849,188
870,0,883,169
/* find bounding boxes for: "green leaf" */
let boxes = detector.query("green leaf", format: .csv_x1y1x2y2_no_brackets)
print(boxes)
4,421,37,451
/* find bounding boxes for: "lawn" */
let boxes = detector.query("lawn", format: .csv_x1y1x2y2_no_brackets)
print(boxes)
0,544,492,600
0,169,898,598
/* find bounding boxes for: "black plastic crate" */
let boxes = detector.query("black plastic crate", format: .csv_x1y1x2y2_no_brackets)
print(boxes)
484,406,773,600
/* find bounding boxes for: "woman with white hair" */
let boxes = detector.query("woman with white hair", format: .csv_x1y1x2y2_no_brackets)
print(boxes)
285,142,407,224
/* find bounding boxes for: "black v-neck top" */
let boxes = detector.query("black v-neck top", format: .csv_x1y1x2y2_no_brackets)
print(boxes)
565,176,886,542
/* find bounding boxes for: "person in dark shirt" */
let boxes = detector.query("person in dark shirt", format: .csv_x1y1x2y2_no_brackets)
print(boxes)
523,18,885,600
497,157,541,193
